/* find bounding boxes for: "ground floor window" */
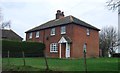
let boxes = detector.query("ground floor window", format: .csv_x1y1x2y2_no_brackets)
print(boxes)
50,43,58,53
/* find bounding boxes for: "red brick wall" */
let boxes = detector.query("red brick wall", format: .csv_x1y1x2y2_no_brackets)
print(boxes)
72,24,99,58
43,24,74,58
26,24,73,58
26,23,99,58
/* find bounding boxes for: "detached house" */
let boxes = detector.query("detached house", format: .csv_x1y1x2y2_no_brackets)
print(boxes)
25,10,100,58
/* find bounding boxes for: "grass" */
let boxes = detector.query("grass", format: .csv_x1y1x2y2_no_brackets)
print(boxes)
2,57,119,71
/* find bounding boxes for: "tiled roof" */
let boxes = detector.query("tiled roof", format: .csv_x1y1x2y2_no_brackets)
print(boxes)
25,15,100,33
1,29,23,41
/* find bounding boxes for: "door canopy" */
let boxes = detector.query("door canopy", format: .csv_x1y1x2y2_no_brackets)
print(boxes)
58,36,72,44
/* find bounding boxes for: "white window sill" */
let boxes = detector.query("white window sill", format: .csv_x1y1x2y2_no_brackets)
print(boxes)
51,34,55,36
35,36,39,38
61,32,66,34
50,51,58,53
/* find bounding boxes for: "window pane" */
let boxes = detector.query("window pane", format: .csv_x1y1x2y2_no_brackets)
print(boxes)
61,26,66,34
87,29,90,36
29,33,32,38
36,31,39,38
50,43,58,52
51,28,55,35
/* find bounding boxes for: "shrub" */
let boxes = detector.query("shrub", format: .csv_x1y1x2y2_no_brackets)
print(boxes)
2,40,45,57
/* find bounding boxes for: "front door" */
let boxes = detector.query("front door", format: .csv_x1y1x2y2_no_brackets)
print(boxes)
61,44,66,58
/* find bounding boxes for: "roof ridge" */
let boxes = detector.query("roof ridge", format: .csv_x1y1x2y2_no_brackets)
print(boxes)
1,29,11,31
25,15,100,33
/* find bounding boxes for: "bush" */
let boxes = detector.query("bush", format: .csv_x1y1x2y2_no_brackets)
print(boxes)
2,40,45,57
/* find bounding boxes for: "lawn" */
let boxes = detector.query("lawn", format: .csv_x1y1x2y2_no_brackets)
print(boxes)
2,57,119,71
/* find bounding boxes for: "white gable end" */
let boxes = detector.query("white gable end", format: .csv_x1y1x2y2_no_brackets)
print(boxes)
58,37,67,43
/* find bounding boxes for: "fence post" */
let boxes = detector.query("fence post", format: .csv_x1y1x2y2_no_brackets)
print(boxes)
7,50,10,65
44,50,49,70
22,51,26,66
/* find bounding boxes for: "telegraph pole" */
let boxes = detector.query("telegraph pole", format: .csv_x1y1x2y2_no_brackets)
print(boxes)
118,3,120,53
0,7,3,29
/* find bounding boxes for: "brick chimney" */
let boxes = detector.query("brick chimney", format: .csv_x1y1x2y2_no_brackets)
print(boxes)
56,10,64,19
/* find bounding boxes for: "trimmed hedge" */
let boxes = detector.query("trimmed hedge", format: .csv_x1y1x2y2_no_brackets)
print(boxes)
2,40,45,57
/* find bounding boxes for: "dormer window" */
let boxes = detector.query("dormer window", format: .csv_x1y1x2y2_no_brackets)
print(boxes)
51,28,55,36
61,26,66,34
36,31,39,38
29,33,32,39
87,29,90,36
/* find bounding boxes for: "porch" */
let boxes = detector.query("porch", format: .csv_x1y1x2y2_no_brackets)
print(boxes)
58,36,72,58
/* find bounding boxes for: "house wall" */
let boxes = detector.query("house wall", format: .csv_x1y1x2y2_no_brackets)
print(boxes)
26,23,99,58
72,24,99,58
26,24,73,58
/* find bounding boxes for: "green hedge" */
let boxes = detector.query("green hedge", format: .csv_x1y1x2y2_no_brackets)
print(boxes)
2,40,45,57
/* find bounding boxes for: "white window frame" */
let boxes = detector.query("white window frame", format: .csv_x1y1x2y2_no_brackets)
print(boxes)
35,31,40,38
50,43,58,53
61,26,66,34
51,28,55,36
87,29,90,36
29,32,32,39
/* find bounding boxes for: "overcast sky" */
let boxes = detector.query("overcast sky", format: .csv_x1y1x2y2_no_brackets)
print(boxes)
0,0,118,40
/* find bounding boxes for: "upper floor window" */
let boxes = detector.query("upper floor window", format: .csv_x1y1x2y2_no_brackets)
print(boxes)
51,28,55,36
50,43,58,53
29,32,32,39
87,29,90,36
61,26,66,34
36,31,39,38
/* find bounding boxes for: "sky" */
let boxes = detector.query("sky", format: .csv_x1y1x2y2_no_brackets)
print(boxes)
0,0,118,40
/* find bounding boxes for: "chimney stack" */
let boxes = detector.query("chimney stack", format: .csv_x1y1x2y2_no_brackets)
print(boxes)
56,10,64,19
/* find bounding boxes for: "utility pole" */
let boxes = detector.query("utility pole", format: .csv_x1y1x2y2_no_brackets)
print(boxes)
0,7,3,29
118,3,120,53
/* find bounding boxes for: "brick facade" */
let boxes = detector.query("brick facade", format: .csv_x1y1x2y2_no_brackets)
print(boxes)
26,10,100,58
26,23,99,58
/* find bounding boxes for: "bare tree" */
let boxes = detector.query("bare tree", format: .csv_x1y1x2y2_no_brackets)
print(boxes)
0,7,11,29
99,26,118,57
106,0,120,11
1,21,11,29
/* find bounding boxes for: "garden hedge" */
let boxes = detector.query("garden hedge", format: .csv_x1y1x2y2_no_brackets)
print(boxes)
2,40,45,57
